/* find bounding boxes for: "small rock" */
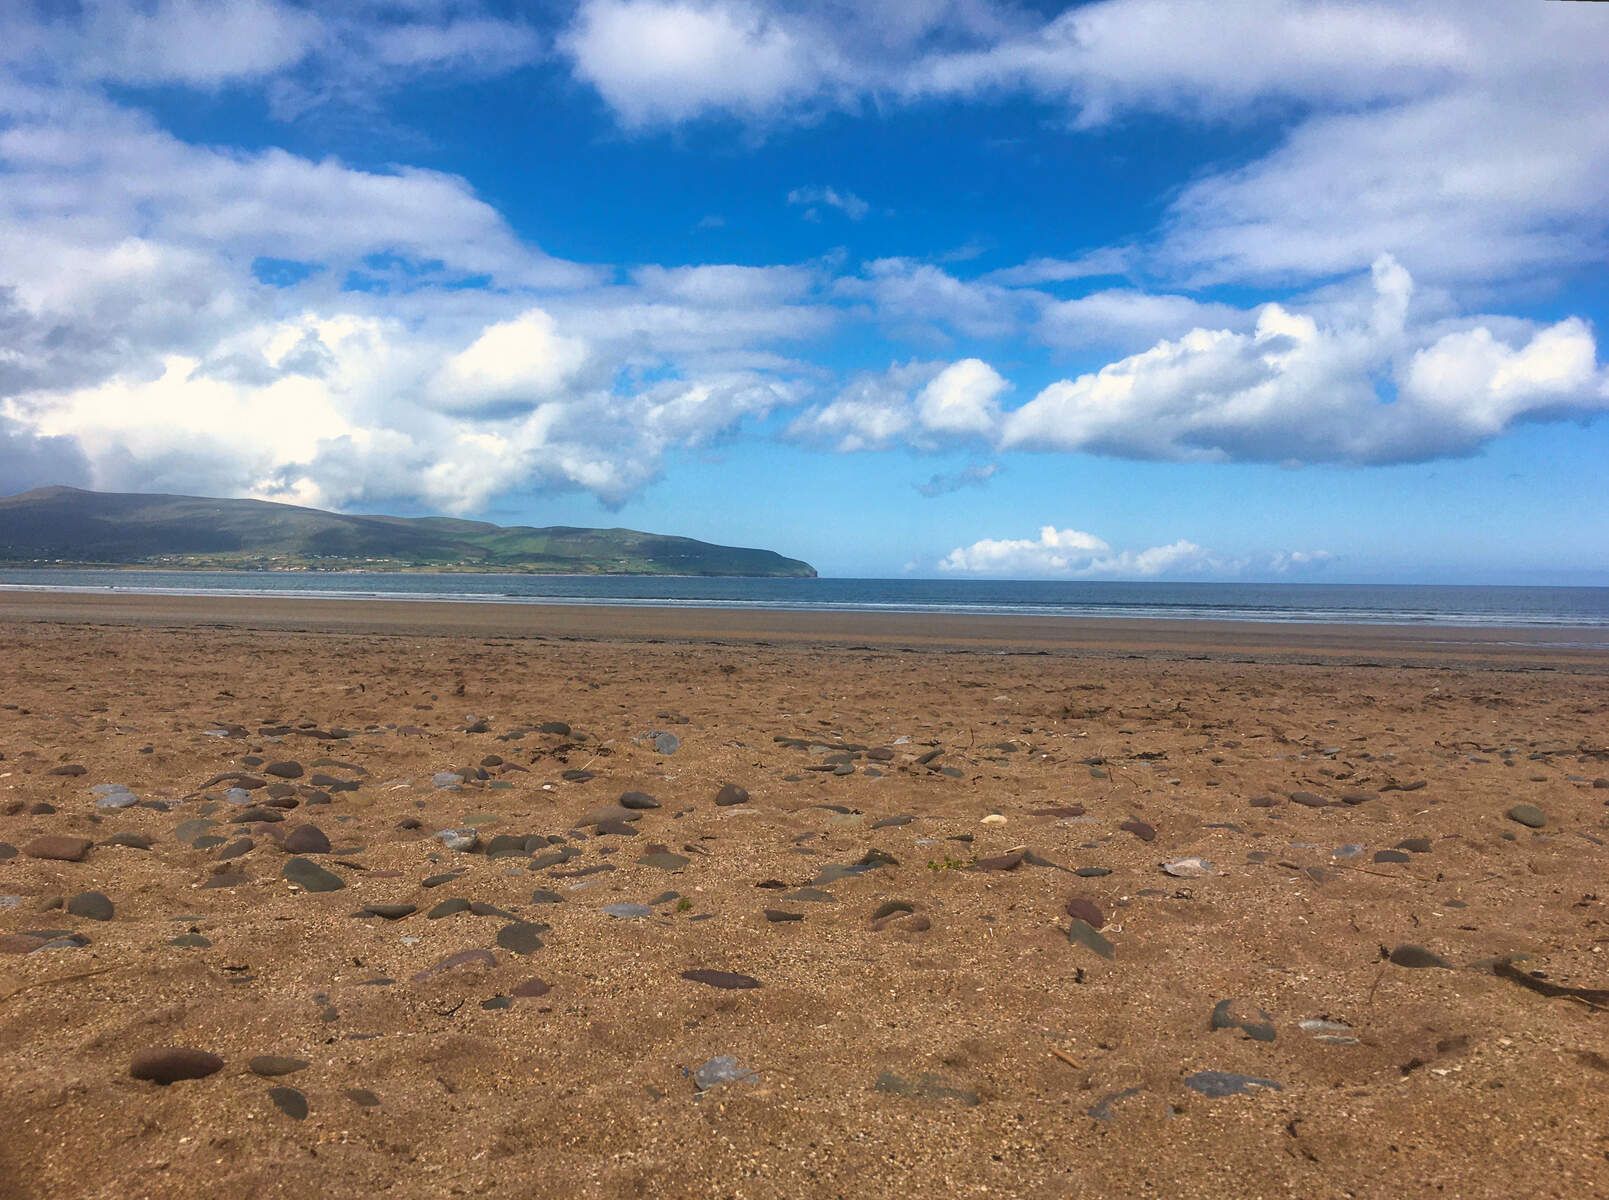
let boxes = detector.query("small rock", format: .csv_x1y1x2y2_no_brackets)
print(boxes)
283,825,332,855
434,827,479,853
693,1056,759,1092
1506,803,1546,829
681,968,760,989
1120,818,1157,843
714,783,749,807
1209,999,1276,1042
1161,857,1214,878
283,857,345,893
66,892,114,921
264,761,304,779
496,922,545,954
249,1055,310,1077
23,836,92,863
1184,1070,1281,1097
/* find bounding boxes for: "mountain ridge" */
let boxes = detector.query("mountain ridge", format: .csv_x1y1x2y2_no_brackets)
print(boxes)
0,486,817,577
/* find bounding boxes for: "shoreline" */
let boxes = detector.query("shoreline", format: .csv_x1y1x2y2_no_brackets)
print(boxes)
3,588,1607,669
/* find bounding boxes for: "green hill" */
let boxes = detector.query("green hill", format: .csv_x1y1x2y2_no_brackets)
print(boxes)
0,486,817,577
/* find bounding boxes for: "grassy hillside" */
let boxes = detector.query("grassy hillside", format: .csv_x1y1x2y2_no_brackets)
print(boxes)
0,487,817,577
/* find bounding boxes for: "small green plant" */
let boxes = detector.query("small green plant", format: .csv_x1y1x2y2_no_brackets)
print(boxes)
675,897,693,912
927,854,966,872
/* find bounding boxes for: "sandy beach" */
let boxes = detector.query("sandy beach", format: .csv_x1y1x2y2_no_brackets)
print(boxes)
1,593,1606,1198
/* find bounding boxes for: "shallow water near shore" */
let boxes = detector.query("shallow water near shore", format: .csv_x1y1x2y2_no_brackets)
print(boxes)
3,569,1607,628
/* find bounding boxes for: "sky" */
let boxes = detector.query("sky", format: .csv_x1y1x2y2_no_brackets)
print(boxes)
1,1,1607,582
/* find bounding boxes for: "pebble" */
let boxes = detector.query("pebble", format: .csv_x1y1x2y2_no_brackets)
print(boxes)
603,902,652,919
1209,999,1276,1042
1064,897,1105,928
1184,1070,1281,1097
66,892,114,921
512,977,551,999
496,922,545,954
130,1047,224,1085
714,783,749,807
434,827,480,852
681,968,761,989
639,847,690,871
873,1071,979,1106
362,903,416,920
411,948,497,981
284,825,332,854
1120,818,1157,842
264,761,304,779
283,857,345,893
618,791,661,810
428,898,472,918
1506,803,1546,829
23,836,92,862
693,1056,759,1092
1161,857,1214,878
249,1056,310,1077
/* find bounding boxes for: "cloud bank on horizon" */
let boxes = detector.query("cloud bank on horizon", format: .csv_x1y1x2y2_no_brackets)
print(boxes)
0,0,1606,578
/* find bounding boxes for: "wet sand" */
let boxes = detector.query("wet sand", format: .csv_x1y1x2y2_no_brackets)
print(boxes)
1,593,1606,1198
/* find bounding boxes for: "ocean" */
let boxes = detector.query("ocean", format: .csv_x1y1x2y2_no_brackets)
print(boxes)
1,568,1607,629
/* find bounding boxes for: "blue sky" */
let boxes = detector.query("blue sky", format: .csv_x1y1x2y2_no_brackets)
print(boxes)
1,2,1606,582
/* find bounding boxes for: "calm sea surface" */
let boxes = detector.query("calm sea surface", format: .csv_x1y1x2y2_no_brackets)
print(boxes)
2,569,1607,630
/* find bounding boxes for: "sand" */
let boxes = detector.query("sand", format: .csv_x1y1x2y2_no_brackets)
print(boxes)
1,592,1606,1199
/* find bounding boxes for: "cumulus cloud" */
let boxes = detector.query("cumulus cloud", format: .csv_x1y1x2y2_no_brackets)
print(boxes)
939,525,1213,578
787,185,869,221
1003,256,1609,464
789,358,1006,451
915,462,997,497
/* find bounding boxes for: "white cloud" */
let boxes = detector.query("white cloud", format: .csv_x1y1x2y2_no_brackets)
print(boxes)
938,525,1215,577
837,258,1029,341
1003,256,1609,464
1036,289,1250,351
788,185,869,221
788,357,1004,451
564,0,835,127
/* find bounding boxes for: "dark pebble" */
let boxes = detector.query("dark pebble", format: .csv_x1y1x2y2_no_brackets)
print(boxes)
249,1055,309,1077
283,857,344,893
681,968,761,989
1389,944,1451,969
496,922,545,954
283,825,331,855
66,891,114,921
264,761,304,779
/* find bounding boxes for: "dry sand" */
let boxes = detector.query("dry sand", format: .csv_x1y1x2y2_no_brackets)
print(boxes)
1,592,1606,1199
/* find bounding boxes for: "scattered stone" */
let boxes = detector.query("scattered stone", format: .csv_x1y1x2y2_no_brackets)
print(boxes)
639,846,690,871
1184,1070,1281,1097
496,922,545,954
1120,818,1157,842
693,1056,759,1092
130,1047,224,1085
1161,857,1214,878
362,903,416,920
512,977,551,999
283,824,332,855
764,909,804,923
283,857,345,893
66,892,114,921
681,968,761,989
714,783,749,807
1373,849,1412,864
1506,803,1546,829
411,948,497,981
1289,791,1330,808
618,791,660,810
434,827,480,853
264,761,304,779
48,764,87,777
23,836,92,863
1209,999,1276,1042
249,1056,310,1077
1298,1018,1358,1045
603,902,652,919
1074,866,1112,878
873,1071,979,1106
1064,897,1105,928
